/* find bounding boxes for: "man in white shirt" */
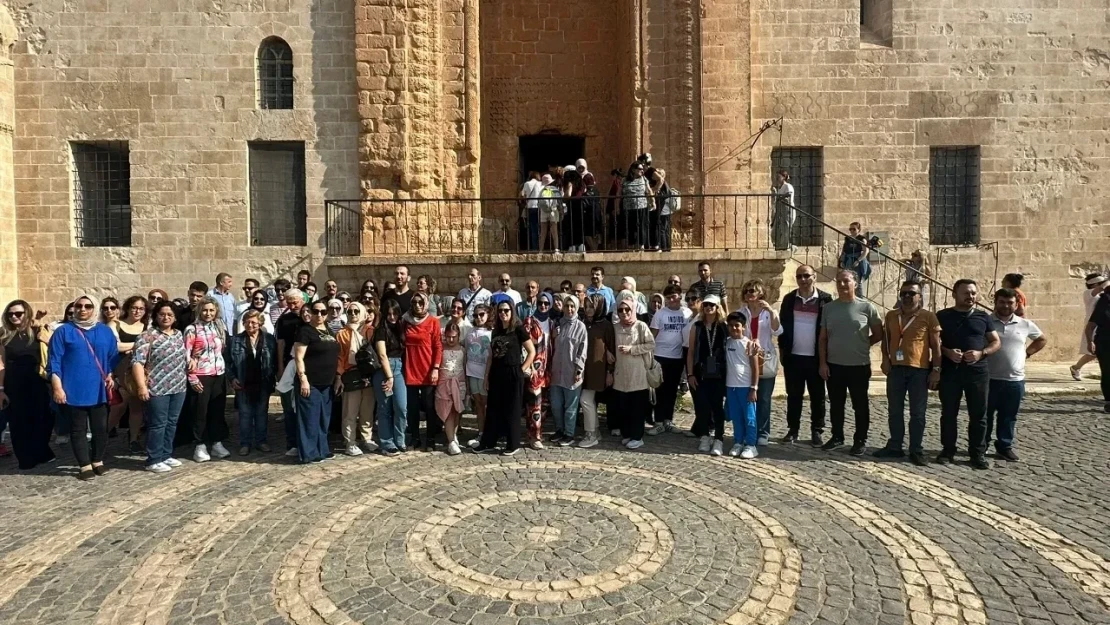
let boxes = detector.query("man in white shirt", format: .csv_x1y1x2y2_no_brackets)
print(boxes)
457,267,492,320
649,285,692,434
777,265,832,446
520,172,545,250
495,272,522,305
986,288,1047,462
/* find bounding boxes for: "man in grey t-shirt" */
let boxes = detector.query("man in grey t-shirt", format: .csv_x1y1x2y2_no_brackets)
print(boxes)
819,269,883,455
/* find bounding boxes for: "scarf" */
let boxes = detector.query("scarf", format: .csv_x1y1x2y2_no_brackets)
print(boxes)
535,292,554,322
346,302,367,332
402,293,433,326
73,296,99,330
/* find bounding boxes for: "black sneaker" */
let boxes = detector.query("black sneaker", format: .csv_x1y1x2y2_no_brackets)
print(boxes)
382,448,401,457
558,437,574,447
970,455,990,470
549,434,565,445
128,440,142,454
820,438,844,451
909,451,928,466
810,432,824,448
872,447,905,458
781,432,798,444
935,452,954,465
997,448,1019,462
849,442,865,456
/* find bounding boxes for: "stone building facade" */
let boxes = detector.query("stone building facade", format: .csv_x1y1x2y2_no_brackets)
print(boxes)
1,0,1107,358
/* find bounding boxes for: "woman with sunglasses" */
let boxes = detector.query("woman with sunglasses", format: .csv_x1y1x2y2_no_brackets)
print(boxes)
131,301,189,472
736,279,782,446
475,294,535,456
99,297,121,326
441,297,472,339
48,295,118,480
293,301,341,463
463,304,492,448
147,290,169,307
108,295,150,453
687,294,728,456
0,300,55,470
325,299,347,335
335,302,377,456
522,292,554,450
372,299,408,454
612,291,655,449
415,275,439,316
269,279,292,326
402,292,443,451
47,301,77,445
360,279,378,300
239,290,275,334
184,297,230,463
621,161,654,250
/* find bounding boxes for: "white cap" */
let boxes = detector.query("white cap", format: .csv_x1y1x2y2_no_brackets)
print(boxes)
702,295,721,307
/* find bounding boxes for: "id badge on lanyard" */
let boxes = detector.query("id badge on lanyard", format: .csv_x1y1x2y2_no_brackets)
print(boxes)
894,313,918,363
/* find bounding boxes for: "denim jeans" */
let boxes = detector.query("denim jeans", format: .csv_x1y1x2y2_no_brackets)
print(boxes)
755,375,775,440
295,385,333,462
939,366,989,457
885,366,929,453
373,357,408,451
280,389,298,450
726,386,756,446
237,392,269,447
986,379,1025,452
144,392,186,466
550,385,582,437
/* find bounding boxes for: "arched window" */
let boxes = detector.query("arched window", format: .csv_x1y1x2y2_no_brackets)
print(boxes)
258,37,294,109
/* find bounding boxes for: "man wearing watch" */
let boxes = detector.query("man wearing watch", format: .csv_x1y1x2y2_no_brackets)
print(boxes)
874,282,941,466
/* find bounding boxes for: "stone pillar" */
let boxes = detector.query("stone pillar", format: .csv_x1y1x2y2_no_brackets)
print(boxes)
355,0,480,255
0,9,15,303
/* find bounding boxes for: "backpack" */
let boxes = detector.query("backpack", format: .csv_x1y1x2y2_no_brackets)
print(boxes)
355,334,381,377
664,185,681,215
540,185,562,213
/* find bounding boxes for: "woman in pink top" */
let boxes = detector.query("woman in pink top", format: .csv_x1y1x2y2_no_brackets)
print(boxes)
184,297,229,463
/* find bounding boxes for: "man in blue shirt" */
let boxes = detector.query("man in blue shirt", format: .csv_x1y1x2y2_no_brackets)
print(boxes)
586,266,615,311
208,272,237,335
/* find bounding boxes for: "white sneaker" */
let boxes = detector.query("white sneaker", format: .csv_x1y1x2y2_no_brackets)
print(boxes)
193,444,210,463
1071,366,1082,381
741,445,758,459
285,447,299,457
646,423,665,436
610,429,621,437
697,436,712,453
621,438,631,446
626,439,644,450
467,436,481,449
345,445,363,457
55,435,70,445
164,457,182,468
711,440,723,456
530,440,544,450
210,442,231,459
756,435,769,446
447,441,462,456
729,444,743,457
578,433,599,448
145,462,171,474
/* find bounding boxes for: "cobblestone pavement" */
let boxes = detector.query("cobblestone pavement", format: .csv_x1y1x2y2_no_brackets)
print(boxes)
1,394,1109,625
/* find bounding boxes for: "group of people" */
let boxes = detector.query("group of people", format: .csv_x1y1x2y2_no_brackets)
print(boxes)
0,256,1060,480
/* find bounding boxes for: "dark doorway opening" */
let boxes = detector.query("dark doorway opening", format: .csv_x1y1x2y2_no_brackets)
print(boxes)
518,134,586,185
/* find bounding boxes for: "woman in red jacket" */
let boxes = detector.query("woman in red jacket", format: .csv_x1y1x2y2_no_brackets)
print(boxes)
403,293,442,451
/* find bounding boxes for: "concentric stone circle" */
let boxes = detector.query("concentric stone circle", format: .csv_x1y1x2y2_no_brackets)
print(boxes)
406,489,674,601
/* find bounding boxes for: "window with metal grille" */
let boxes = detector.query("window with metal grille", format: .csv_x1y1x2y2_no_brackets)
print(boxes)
249,142,307,246
929,146,980,245
258,37,294,110
71,141,131,247
770,146,823,246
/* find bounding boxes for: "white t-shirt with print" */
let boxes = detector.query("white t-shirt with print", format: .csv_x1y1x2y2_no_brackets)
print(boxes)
651,306,693,359
725,336,755,388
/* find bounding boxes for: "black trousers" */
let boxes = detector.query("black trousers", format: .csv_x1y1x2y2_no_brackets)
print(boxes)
406,384,439,445
615,389,649,441
68,403,108,467
827,363,870,444
481,373,523,451
939,366,989,457
1097,340,1110,402
189,374,228,446
783,354,826,436
691,377,726,440
7,377,55,469
652,356,686,424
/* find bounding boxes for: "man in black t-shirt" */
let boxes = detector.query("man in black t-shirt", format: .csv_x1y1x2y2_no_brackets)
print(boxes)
275,288,307,454
936,279,1000,469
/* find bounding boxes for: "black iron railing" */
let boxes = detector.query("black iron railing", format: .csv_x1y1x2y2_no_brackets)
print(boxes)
324,193,780,256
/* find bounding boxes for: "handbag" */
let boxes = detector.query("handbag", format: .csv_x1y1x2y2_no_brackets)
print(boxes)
760,344,779,379
644,353,662,389
77,327,122,406
341,368,371,392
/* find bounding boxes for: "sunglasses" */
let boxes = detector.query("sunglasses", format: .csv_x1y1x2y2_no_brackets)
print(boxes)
452,305,464,311
339,296,350,301
329,307,341,311
149,295,163,301
497,308,512,314
539,301,550,307
500,279,511,284
743,289,758,295
617,307,632,313
102,305,117,311
476,311,489,317
311,309,328,315
78,304,95,310
899,291,919,298
796,274,813,279
8,310,25,318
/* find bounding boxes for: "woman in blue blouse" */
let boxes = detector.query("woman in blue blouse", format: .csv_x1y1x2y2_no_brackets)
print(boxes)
48,295,118,481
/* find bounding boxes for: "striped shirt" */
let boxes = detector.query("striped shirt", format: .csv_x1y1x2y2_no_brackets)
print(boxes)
692,278,727,301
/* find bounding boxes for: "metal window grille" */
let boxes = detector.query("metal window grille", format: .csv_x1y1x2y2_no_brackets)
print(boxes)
258,38,294,110
929,146,980,245
771,146,823,246
71,141,131,247
249,142,307,246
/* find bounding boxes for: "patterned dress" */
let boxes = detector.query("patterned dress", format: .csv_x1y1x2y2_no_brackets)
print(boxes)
522,316,552,440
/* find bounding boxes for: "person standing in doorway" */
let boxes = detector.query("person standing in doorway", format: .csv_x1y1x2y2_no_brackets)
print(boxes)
778,265,831,446
936,279,1000,469
818,270,883,456
874,282,941,466
986,288,1046,462
520,171,544,251
771,170,795,251
1072,274,1107,380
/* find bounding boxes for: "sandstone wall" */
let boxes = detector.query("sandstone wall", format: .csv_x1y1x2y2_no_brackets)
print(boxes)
0,7,15,305
9,0,359,312
751,0,1110,358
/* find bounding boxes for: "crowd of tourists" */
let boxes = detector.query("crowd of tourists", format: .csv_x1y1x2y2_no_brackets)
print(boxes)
0,257,1069,481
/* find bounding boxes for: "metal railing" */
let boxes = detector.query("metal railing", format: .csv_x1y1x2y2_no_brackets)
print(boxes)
324,193,778,256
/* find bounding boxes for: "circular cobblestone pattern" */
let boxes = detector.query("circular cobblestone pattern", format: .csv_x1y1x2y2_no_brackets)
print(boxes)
0,394,1108,625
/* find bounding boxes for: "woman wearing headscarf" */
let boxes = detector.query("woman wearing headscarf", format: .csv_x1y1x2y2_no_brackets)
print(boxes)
325,298,347,335
238,290,275,334
577,294,615,448
474,294,535,456
372,299,408,455
620,276,649,317
522,292,554,449
402,292,443,451
335,302,377,456
185,296,230,463
613,290,655,449
48,295,117,480
227,309,278,456
0,300,54,470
